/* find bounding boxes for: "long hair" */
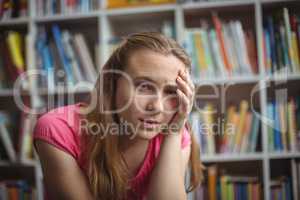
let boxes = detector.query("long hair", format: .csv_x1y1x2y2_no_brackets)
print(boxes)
82,32,204,199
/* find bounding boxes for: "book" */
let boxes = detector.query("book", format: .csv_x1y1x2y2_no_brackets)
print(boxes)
52,25,76,85
196,165,262,200
268,96,300,152
190,100,260,155
0,112,17,162
73,33,97,84
6,31,26,77
263,8,300,75
0,0,28,20
184,15,256,79
36,0,98,16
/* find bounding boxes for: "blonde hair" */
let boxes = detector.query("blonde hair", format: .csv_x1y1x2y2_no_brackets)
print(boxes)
83,32,203,199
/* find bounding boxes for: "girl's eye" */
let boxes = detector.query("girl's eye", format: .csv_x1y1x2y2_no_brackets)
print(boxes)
165,90,177,95
136,82,154,92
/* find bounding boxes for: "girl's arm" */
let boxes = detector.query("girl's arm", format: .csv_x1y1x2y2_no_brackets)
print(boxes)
146,132,190,200
35,140,94,200
147,69,194,200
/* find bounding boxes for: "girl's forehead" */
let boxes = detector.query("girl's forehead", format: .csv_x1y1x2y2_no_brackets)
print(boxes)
125,50,186,84
126,65,182,87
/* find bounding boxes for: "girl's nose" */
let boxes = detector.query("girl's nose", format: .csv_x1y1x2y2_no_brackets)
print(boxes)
145,95,163,114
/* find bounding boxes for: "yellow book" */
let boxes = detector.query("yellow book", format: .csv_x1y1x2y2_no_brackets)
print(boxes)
234,100,249,152
193,32,207,76
279,102,288,151
228,111,239,152
248,183,252,200
220,175,228,200
288,100,297,151
208,165,217,200
240,112,253,153
193,32,203,76
202,103,216,154
291,32,300,71
6,31,25,74
220,105,236,153
256,183,261,200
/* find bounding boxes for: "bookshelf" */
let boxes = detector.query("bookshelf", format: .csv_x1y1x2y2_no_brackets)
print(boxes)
0,0,300,199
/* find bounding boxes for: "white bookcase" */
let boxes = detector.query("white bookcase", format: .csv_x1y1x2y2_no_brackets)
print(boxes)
0,0,300,199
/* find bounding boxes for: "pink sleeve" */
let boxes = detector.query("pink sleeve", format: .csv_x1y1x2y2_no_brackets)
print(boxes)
181,125,191,149
33,114,79,159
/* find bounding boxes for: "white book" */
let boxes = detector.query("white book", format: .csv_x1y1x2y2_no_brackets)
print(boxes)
95,43,100,72
0,114,17,162
209,29,227,78
62,31,85,84
184,30,198,81
222,23,239,75
283,8,297,73
229,21,250,75
20,114,36,163
162,20,174,39
0,183,8,200
234,21,252,75
73,34,97,84
199,28,215,78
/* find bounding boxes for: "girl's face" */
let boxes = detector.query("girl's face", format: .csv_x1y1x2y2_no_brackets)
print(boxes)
115,49,187,140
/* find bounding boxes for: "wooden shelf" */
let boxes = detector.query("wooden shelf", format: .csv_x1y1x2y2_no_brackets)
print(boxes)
0,17,29,26
182,0,255,10
201,153,264,163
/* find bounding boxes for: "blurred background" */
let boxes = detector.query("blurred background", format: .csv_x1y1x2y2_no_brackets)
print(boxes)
0,0,300,199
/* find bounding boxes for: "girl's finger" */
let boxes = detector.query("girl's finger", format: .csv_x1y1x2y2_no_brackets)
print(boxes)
176,76,193,99
177,88,190,114
180,70,195,92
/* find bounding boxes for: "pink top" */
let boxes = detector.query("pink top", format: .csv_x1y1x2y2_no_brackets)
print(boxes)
33,102,191,200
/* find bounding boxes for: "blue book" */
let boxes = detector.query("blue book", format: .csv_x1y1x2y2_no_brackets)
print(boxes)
266,16,277,73
52,25,75,85
216,181,221,200
285,178,292,200
279,25,291,71
274,101,283,151
42,45,55,91
248,113,260,152
267,103,275,151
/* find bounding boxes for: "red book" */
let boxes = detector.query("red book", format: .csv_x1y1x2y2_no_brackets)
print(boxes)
212,12,232,75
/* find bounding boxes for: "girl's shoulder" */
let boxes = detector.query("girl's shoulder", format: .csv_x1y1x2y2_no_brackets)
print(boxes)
33,102,86,160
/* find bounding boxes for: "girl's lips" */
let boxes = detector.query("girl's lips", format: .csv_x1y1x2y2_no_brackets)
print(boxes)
138,118,161,129
139,118,160,124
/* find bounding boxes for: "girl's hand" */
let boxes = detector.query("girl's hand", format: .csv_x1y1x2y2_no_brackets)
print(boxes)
165,68,195,135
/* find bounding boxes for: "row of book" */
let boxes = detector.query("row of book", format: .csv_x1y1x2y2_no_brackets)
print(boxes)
0,0,27,20
36,25,98,90
0,180,36,200
194,165,261,200
36,0,98,16
0,110,35,163
263,8,300,75
270,176,293,200
184,13,257,80
0,31,27,89
267,96,300,152
189,100,260,155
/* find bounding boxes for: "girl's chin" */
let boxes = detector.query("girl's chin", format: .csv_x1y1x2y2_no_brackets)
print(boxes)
135,129,162,140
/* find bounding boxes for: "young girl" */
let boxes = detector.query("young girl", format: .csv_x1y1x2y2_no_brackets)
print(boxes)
33,32,203,200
